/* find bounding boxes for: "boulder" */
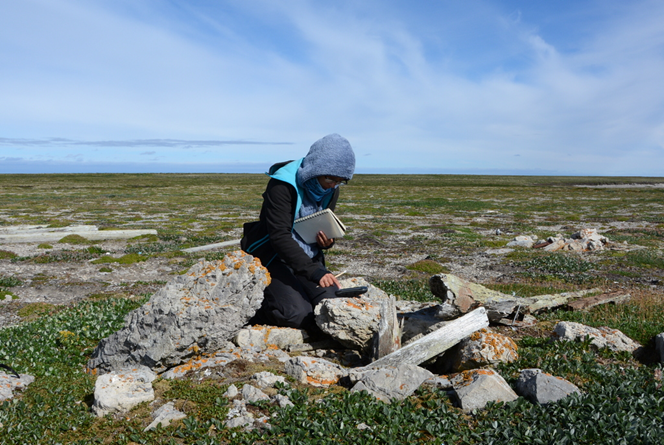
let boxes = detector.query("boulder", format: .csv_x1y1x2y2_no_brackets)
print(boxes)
451,369,518,412
350,364,434,402
87,251,268,373
515,368,581,405
314,297,381,351
553,321,641,353
452,328,518,371
284,356,347,387
91,366,157,417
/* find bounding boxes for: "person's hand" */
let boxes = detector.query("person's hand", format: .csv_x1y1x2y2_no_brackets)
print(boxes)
316,231,334,248
319,273,340,288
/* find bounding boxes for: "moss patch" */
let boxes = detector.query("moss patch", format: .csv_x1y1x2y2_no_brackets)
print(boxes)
58,234,90,245
91,253,148,265
38,243,53,249
406,259,449,275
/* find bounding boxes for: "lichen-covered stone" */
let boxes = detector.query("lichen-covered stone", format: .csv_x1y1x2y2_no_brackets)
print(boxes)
314,297,381,351
91,366,157,417
87,251,269,373
453,328,518,371
284,356,347,387
553,321,640,353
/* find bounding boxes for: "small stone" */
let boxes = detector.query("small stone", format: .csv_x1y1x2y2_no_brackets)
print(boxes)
223,384,239,398
241,384,270,404
251,371,287,389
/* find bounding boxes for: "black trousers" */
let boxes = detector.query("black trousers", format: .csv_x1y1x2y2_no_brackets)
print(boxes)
250,256,339,331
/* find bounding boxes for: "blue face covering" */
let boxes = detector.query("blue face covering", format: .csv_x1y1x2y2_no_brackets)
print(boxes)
303,177,335,202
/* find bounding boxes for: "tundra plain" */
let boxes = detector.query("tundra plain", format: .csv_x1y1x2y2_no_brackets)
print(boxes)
1,173,664,444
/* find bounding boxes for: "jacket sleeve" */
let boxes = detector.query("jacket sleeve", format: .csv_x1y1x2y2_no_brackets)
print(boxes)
262,179,330,282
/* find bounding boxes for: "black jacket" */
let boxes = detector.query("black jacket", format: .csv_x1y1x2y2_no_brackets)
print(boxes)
241,161,340,282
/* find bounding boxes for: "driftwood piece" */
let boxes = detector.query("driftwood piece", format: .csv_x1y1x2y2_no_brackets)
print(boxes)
182,240,241,253
566,291,631,311
366,307,489,369
372,296,402,361
430,273,601,321
0,225,157,243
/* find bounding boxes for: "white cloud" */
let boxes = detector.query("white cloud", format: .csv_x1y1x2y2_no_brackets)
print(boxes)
0,0,663,174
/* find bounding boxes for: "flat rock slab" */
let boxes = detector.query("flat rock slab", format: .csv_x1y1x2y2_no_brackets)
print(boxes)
451,369,518,412
92,367,157,417
516,368,581,405
553,321,641,353
0,373,35,402
235,326,309,350
87,251,268,373
284,356,347,387
350,364,433,402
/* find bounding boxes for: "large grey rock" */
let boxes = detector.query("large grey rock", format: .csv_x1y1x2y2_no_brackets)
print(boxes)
350,364,434,402
451,369,518,412
452,328,519,371
87,251,268,373
515,368,581,405
0,372,35,402
314,297,381,351
553,321,641,353
91,366,157,417
284,356,347,387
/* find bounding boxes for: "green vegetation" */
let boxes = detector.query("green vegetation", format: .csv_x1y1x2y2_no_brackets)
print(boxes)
58,234,91,244
91,253,148,265
0,249,17,259
0,294,663,444
38,243,53,249
406,259,449,275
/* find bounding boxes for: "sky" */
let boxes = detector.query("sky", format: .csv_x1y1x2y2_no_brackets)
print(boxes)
1,0,663,176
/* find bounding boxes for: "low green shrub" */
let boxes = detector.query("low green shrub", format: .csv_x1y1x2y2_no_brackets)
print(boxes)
57,234,90,244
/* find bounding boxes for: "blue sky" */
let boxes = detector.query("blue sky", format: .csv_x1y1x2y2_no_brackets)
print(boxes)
1,0,663,175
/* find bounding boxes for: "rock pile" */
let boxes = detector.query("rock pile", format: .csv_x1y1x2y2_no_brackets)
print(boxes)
507,228,609,252
45,252,649,431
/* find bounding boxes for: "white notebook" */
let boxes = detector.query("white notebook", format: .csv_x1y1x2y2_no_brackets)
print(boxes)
293,208,346,244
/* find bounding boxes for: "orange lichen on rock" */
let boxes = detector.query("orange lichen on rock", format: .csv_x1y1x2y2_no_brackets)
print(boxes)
306,375,339,386
344,298,375,310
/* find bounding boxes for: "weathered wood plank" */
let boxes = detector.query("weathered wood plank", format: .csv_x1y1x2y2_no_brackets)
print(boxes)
367,307,489,369
372,295,402,361
566,291,631,311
